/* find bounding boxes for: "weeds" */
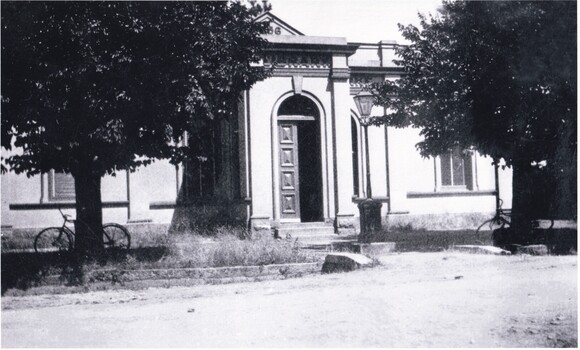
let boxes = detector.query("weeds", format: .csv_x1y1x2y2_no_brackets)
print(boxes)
127,229,318,270
2,227,319,293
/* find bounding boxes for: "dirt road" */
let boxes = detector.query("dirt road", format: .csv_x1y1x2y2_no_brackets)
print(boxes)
2,252,577,347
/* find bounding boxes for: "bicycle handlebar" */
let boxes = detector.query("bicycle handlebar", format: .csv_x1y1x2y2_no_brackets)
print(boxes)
58,208,73,222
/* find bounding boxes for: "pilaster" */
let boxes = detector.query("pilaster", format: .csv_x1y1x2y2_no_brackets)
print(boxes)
331,53,356,233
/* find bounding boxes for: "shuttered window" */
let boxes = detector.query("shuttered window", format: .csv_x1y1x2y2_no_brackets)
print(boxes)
49,171,75,200
440,148,473,189
179,117,240,202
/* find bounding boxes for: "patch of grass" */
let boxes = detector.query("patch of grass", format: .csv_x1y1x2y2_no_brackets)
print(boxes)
1,231,35,251
1,227,319,294
109,229,318,270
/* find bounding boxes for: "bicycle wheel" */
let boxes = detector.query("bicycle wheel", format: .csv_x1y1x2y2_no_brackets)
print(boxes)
34,227,73,253
102,223,131,250
476,217,510,234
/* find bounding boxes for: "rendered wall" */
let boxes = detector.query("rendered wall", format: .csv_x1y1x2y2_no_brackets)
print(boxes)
380,126,513,230
1,168,128,229
247,75,337,226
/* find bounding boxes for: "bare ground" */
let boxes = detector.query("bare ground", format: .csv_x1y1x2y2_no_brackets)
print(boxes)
1,252,577,347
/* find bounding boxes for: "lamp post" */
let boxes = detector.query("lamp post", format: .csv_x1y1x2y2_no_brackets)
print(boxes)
353,90,382,243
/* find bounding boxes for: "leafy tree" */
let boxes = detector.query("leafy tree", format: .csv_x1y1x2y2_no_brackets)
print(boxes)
373,1,576,243
1,1,270,256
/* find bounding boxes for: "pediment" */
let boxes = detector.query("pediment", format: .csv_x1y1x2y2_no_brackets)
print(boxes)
255,12,304,36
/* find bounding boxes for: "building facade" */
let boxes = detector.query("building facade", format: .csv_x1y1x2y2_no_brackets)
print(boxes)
1,12,513,235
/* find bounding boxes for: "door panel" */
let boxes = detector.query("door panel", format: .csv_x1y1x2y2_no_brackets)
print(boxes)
279,123,300,219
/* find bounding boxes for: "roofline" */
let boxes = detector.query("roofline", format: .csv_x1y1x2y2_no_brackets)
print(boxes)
265,42,360,57
349,41,399,47
254,11,305,36
350,66,404,75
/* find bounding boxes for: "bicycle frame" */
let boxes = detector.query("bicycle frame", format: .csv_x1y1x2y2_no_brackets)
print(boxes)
57,208,76,240
56,208,124,247
475,199,511,237
35,209,130,254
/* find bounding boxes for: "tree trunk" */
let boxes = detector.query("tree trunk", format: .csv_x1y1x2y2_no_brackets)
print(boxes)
73,169,104,257
510,155,534,245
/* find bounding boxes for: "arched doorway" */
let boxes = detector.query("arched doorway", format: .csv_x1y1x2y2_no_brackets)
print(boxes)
277,95,323,222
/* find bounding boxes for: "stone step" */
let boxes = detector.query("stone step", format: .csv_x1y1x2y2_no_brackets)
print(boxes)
276,223,335,238
300,240,358,252
282,229,336,238
279,221,333,228
299,240,397,257
278,229,336,238
285,232,336,239
297,237,353,245
280,227,335,233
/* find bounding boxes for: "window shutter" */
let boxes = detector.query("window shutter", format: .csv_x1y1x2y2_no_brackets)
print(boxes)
440,152,452,186
451,148,466,186
464,153,474,190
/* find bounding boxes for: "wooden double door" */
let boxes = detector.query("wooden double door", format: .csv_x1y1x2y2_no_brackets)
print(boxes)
278,120,323,222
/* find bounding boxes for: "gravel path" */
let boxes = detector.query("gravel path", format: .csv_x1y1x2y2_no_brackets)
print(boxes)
2,252,577,347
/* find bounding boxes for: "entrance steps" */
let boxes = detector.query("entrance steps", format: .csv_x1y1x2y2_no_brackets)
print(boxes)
277,222,358,251
277,222,334,239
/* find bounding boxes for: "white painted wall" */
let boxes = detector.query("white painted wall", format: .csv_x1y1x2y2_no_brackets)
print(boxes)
128,160,176,222
1,167,129,229
248,74,336,222
383,126,513,216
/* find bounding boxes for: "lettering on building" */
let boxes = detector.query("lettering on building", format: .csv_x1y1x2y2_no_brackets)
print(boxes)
267,26,282,35
264,53,331,69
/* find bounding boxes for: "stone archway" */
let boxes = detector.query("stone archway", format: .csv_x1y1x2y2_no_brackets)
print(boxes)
277,95,323,222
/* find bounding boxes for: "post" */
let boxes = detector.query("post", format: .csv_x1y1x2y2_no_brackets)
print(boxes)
354,90,383,243
494,159,500,216
364,124,372,198
357,122,382,243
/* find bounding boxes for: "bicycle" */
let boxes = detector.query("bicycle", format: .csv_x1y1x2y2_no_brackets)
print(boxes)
476,199,511,235
34,208,131,254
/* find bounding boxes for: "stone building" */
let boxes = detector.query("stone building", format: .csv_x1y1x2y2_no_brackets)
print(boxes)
1,12,513,236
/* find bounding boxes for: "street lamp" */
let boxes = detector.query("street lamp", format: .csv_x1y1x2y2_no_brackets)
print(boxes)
353,90,382,243
353,90,375,198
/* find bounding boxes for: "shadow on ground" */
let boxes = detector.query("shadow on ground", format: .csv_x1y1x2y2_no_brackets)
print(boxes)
2,228,575,295
373,229,494,252
1,247,169,295
493,228,578,255
373,228,576,254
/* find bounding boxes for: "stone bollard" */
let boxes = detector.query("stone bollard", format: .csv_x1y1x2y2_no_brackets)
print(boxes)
358,199,382,243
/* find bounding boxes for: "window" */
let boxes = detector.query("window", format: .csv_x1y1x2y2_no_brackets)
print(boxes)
181,123,220,201
439,148,473,190
48,171,75,200
179,118,240,203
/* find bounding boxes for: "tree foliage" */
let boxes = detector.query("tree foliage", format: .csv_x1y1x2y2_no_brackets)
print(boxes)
1,1,270,255
374,1,575,164
2,1,269,176
373,1,576,235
